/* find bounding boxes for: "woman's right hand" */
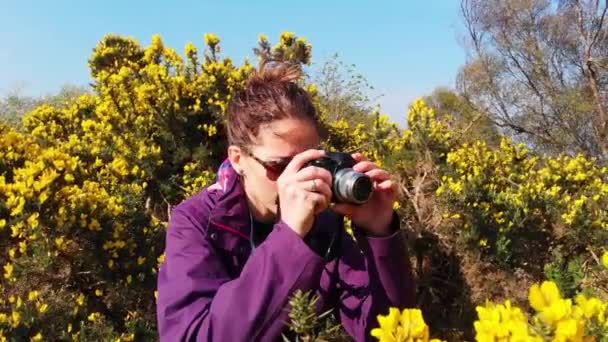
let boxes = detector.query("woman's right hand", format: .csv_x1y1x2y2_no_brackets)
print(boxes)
276,149,333,238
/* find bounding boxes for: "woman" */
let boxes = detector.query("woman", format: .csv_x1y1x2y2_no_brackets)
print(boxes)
156,62,416,341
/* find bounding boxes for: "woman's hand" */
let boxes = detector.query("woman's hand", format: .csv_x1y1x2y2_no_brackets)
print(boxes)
332,153,398,236
276,149,333,238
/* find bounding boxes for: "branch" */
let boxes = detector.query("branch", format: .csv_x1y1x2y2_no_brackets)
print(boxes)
589,0,608,47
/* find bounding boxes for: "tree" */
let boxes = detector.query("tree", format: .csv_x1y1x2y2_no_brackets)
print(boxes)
423,87,501,146
0,84,89,128
459,0,608,158
310,53,378,127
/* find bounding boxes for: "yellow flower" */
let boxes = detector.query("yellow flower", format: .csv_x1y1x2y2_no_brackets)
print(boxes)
3,263,13,280
575,294,603,319
95,289,103,297
184,41,198,59
157,252,166,265
474,300,541,341
554,318,584,342
539,298,573,326
9,196,25,216
76,293,85,306
31,332,43,341
27,213,40,229
11,311,20,328
204,33,220,47
64,173,75,182
602,251,608,269
55,237,65,249
307,84,318,96
28,290,39,301
0,219,5,229
528,280,583,329
18,241,26,253
371,307,402,341
53,159,65,170
529,281,562,312
280,32,296,45
88,312,101,322
400,309,430,340
89,219,101,231
371,308,439,342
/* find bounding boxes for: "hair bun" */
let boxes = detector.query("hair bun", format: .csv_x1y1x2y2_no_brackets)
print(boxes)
247,62,303,87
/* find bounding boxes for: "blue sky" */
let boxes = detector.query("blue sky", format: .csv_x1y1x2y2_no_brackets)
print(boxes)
0,0,466,126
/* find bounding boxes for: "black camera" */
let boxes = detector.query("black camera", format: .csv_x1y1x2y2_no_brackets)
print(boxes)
304,152,373,205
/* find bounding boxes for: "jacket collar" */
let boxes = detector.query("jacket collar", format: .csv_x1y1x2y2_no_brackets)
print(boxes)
207,158,252,241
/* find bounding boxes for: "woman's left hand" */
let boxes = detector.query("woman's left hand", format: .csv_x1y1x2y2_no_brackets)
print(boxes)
331,153,398,236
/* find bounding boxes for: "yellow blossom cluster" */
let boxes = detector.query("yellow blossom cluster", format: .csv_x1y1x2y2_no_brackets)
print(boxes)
0,32,256,340
436,135,608,265
375,281,607,341
372,308,444,342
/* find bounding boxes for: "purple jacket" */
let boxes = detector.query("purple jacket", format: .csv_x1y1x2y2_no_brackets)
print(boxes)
156,159,416,341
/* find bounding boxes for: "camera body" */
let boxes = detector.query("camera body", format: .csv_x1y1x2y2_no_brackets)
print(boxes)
304,152,373,205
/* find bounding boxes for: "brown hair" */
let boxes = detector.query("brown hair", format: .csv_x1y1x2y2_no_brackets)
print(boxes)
226,62,324,149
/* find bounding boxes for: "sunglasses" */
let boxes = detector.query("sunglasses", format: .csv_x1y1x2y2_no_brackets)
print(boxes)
240,145,292,175
249,153,292,175
241,144,323,176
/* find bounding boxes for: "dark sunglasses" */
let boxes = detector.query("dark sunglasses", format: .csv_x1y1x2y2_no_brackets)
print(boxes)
240,146,292,175
242,145,323,175
249,154,292,175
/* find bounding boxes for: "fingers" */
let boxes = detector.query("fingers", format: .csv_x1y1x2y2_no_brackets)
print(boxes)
309,191,329,215
294,165,332,186
302,178,332,204
351,153,368,163
352,160,391,187
282,149,326,176
376,179,396,191
353,160,377,173
365,168,390,182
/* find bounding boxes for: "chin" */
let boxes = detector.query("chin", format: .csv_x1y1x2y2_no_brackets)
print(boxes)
267,203,279,217
269,204,278,216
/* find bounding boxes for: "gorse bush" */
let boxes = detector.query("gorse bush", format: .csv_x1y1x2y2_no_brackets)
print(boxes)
372,279,608,342
0,32,256,341
1,32,607,341
437,139,608,267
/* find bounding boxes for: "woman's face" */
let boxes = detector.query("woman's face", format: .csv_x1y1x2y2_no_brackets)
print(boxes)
233,118,321,222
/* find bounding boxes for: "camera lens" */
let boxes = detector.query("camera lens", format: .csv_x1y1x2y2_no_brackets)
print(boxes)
334,169,373,204
352,176,373,202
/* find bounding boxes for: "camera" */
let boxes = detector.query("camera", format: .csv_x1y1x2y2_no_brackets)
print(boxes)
304,152,373,205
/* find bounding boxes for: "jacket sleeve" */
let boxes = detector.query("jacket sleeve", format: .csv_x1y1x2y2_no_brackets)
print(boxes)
156,206,326,341
330,211,417,342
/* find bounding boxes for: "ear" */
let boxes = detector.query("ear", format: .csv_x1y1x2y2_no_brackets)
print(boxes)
228,145,244,175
